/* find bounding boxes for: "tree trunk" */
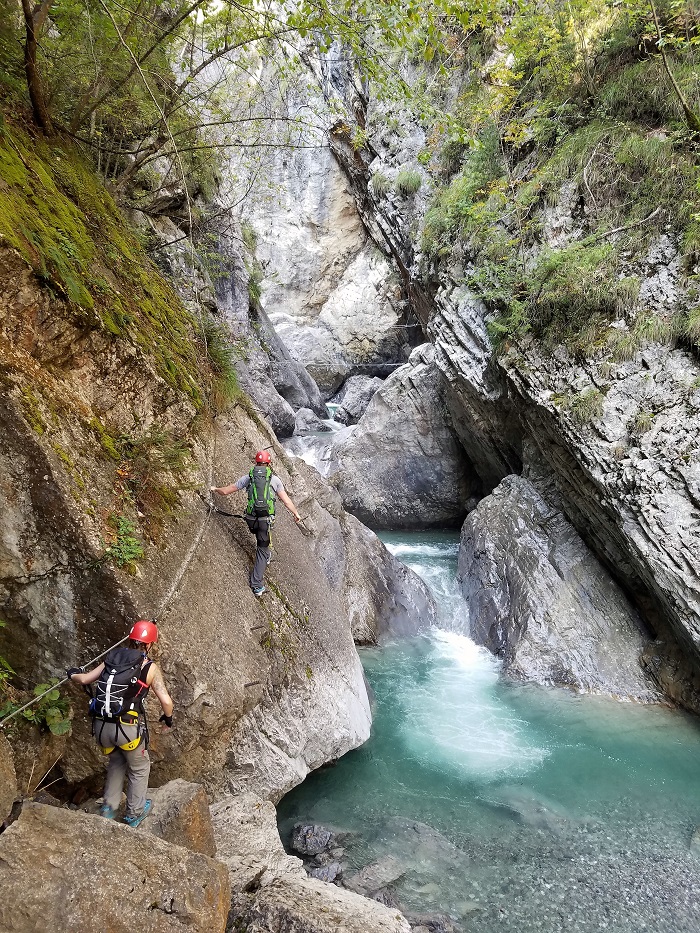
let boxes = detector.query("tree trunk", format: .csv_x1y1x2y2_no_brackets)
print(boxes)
20,0,54,133
649,0,700,134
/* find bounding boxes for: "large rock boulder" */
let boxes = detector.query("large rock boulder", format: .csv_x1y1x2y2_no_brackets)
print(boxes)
144,779,216,857
271,361,328,418
235,358,297,437
294,407,331,436
339,512,437,643
333,375,384,425
458,474,660,700
211,792,411,933
0,802,230,933
333,344,480,528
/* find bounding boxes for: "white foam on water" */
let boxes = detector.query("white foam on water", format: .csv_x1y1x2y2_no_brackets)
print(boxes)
385,539,549,782
385,542,461,559
400,628,549,781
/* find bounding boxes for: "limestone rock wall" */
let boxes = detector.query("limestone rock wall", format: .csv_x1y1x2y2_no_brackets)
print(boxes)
0,224,433,802
244,146,414,397
458,473,661,700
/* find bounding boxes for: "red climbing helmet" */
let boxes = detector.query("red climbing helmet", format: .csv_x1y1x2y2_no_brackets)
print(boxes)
255,450,272,464
129,620,158,644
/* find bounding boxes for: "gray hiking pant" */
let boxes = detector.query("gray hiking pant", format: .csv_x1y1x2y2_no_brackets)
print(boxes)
246,516,272,589
95,719,150,818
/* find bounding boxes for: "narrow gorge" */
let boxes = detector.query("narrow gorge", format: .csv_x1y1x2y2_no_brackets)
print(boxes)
0,0,699,931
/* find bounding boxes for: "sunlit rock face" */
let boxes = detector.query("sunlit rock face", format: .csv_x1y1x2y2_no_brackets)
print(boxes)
246,146,412,397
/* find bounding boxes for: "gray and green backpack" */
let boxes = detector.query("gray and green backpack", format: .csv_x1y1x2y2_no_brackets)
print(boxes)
247,466,275,518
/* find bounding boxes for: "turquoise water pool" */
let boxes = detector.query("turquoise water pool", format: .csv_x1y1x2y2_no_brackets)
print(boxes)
278,532,700,931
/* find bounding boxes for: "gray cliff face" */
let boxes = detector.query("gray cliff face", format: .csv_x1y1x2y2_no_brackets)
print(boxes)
211,230,328,434
0,238,434,803
243,145,415,396
332,375,385,425
458,474,660,700
328,89,700,711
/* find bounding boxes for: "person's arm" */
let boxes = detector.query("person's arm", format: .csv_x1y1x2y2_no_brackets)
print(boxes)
278,488,301,522
147,663,174,727
211,476,247,496
68,662,104,686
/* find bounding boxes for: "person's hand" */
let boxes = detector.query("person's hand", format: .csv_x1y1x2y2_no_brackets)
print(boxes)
210,486,219,494
159,713,173,730
66,667,82,681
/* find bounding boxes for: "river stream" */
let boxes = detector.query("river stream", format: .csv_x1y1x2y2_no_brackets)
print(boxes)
278,531,700,932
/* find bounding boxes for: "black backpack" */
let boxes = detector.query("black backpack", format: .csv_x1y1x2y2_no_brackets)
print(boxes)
90,647,149,720
246,466,275,518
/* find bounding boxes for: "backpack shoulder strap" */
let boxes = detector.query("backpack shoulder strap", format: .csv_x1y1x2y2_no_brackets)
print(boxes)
137,659,153,687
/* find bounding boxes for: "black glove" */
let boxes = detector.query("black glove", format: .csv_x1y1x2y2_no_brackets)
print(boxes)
159,713,173,728
66,667,82,680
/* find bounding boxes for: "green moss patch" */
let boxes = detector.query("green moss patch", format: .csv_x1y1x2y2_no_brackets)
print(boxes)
0,117,208,408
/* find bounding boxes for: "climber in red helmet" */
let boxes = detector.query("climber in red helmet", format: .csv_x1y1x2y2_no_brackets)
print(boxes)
66,620,173,827
210,449,301,597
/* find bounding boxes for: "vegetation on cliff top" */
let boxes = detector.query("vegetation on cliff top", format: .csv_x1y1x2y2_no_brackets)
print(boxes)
415,0,700,358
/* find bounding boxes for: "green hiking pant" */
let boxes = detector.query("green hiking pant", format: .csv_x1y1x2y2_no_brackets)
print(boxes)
95,719,150,818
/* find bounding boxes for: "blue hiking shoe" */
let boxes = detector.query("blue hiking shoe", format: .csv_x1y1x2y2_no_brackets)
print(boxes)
252,585,266,597
123,799,152,828
99,804,116,820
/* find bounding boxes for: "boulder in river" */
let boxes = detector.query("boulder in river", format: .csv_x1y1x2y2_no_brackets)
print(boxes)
212,793,411,932
333,375,385,425
458,474,661,701
291,822,335,856
333,344,480,529
294,407,332,435
270,360,328,417
343,855,406,895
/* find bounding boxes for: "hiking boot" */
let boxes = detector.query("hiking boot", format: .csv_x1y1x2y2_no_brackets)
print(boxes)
123,799,152,828
251,585,266,597
99,804,116,820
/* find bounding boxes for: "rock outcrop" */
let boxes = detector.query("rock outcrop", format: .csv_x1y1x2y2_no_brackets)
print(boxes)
211,792,411,933
0,802,231,933
294,407,332,435
145,779,217,857
329,85,700,710
458,473,660,700
332,344,480,528
0,126,434,805
332,375,385,425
